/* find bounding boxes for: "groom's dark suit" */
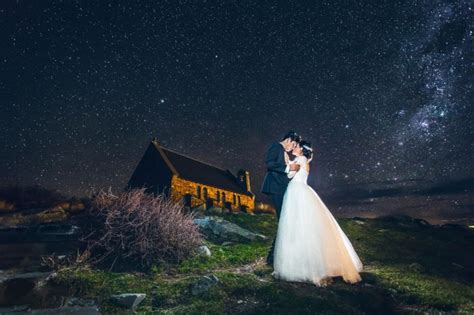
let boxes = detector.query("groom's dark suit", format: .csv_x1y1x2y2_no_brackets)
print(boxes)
261,142,291,264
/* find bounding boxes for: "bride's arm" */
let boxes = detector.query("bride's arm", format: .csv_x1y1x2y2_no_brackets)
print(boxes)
286,155,298,178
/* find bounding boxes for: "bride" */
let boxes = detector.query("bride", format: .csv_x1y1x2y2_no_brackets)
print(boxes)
272,140,363,286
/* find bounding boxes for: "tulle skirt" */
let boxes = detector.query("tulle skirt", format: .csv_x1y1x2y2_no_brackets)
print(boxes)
273,181,363,286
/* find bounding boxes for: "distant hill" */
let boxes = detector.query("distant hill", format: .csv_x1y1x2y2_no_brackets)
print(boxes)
315,177,474,202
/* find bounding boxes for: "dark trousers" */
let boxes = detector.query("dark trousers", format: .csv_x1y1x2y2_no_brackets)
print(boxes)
266,193,284,264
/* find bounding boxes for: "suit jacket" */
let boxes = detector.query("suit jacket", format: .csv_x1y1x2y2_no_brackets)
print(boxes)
261,142,290,195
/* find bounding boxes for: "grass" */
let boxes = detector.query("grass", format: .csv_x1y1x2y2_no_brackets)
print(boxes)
51,213,474,314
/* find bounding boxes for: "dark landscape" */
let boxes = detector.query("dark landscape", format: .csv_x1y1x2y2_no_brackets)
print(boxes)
0,185,473,314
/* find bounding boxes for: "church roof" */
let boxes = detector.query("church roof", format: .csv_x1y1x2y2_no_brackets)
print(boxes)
152,140,253,197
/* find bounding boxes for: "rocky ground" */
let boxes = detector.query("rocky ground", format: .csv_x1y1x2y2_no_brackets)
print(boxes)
1,211,473,314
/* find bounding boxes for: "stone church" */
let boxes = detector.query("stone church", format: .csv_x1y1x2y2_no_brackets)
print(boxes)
126,138,255,213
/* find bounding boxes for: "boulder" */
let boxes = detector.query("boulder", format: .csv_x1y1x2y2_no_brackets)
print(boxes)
193,216,267,244
189,274,219,296
197,245,211,257
110,293,146,309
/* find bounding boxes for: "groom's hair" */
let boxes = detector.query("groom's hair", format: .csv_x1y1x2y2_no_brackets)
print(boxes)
281,131,302,143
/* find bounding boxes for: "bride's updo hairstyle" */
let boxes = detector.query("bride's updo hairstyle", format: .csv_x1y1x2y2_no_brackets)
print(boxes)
299,140,313,160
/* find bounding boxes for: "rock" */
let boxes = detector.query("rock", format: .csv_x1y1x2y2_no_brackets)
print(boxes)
189,274,219,296
110,293,146,309
193,216,267,244
197,245,211,257
354,220,365,225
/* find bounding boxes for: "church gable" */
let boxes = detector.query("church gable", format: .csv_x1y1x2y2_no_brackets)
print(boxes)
126,141,175,194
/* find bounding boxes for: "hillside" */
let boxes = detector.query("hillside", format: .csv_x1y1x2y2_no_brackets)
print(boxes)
8,212,470,314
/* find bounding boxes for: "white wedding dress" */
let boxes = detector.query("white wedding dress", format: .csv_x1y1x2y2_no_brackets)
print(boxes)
273,155,363,286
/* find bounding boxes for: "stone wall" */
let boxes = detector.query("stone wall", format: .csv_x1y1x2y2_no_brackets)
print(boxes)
170,176,255,213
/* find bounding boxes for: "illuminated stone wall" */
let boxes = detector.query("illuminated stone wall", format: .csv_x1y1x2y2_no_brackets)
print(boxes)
170,175,255,213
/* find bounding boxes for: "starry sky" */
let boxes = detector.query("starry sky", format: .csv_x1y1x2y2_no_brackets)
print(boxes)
2,1,473,199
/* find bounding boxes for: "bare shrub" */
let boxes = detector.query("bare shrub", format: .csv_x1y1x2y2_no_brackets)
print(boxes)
81,187,202,270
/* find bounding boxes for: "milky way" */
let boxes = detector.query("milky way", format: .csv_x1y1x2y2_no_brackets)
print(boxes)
1,1,473,198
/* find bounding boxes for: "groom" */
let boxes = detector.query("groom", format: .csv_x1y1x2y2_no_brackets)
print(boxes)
261,131,302,265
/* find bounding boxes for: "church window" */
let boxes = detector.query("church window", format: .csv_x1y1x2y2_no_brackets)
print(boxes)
197,186,201,199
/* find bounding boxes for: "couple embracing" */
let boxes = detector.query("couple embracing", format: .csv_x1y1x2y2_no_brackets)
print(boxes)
261,131,363,287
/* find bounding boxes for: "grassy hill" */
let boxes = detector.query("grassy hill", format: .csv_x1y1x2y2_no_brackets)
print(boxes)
52,213,474,314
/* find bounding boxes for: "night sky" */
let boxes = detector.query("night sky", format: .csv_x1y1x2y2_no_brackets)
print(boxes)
2,1,473,199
